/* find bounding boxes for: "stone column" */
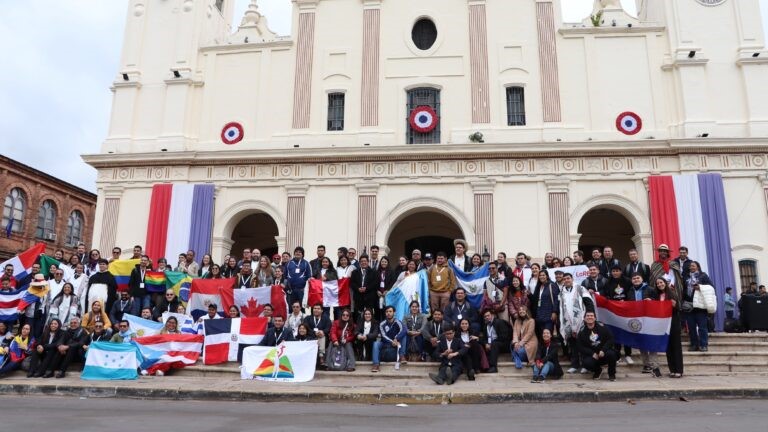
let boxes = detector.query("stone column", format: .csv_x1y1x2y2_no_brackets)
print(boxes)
98,188,123,254
535,0,562,123
467,0,491,124
471,180,495,255
292,0,319,129
546,180,570,259
361,0,382,127
286,184,309,251
356,183,379,253
211,237,234,265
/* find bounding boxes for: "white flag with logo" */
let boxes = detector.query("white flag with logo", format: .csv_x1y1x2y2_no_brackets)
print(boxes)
240,341,318,383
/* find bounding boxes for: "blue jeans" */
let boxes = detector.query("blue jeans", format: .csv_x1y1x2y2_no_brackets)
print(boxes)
533,361,553,378
372,337,406,365
131,295,152,316
512,346,528,369
289,288,304,307
687,309,709,348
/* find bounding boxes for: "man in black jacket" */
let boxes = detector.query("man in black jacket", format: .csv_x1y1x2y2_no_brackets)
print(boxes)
110,291,136,333
351,256,378,321
443,288,480,332
128,255,152,314
578,311,618,381
428,324,467,385
598,247,621,279
422,309,448,361
581,264,607,295
259,316,295,346
303,303,332,365
623,248,651,283
53,317,89,378
448,239,472,273
481,309,511,373
675,246,693,284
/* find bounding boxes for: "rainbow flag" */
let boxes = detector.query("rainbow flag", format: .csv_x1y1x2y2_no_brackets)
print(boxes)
108,259,140,292
144,271,167,294
165,271,193,303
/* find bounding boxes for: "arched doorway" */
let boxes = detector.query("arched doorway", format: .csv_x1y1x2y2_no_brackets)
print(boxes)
577,208,636,262
230,213,279,259
387,211,464,260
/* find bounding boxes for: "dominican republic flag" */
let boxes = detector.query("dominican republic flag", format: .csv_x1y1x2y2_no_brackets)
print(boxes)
0,243,46,286
81,342,142,380
449,261,489,310
385,270,430,321
161,312,197,334
595,295,672,352
308,278,351,308
39,255,75,283
133,334,204,375
230,286,288,319
649,173,737,330
108,259,140,293
187,278,236,321
0,287,46,321
203,317,268,365
124,314,163,337
144,184,215,266
144,271,167,294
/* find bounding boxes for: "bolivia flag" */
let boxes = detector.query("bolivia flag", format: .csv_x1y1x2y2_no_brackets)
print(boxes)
308,278,351,308
108,259,140,293
144,271,167,293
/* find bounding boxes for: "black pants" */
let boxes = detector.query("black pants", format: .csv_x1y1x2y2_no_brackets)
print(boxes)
666,311,684,374
486,340,510,368
567,336,582,368
354,338,374,361
438,359,463,380
462,340,483,372
29,349,58,375
581,349,618,377
56,347,85,372
615,344,632,357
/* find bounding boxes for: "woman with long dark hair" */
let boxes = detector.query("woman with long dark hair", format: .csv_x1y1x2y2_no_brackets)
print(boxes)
0,324,35,377
531,269,560,341
198,254,214,278
647,277,684,378
27,319,63,378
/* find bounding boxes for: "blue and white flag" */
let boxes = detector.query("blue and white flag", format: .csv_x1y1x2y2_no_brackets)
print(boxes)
449,262,489,309
385,270,430,321
124,314,163,337
162,312,197,334
81,342,142,380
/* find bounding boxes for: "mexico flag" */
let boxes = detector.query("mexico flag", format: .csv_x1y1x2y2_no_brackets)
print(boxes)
202,317,267,364
308,278,351,307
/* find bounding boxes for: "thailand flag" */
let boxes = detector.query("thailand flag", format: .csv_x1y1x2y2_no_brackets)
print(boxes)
595,295,672,352
308,278,351,308
203,317,267,365
133,333,204,374
229,286,288,319
0,243,46,285
449,261,489,310
187,278,236,321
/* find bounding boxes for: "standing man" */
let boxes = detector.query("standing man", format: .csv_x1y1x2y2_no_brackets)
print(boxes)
75,243,89,268
234,261,254,289
421,253,434,272
511,252,529,281
310,245,326,278
624,248,651,283
428,252,455,315
599,247,621,279
128,255,152,315
411,249,423,270
675,246,693,285
572,250,585,266
369,245,380,271
650,244,684,291
481,310,510,373
578,311,618,381
238,249,252,268
251,249,261,268
559,273,593,374
351,255,377,320
449,239,471,272
132,245,143,260
286,247,312,307
581,264,607,296
348,248,359,268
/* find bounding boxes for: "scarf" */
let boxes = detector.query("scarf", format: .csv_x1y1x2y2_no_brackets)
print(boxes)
658,257,670,273
13,335,29,351
118,329,133,341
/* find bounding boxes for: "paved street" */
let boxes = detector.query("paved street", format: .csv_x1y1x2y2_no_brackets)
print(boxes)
1,396,766,431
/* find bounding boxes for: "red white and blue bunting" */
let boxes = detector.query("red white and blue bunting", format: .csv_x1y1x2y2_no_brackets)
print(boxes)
616,112,642,135
221,122,244,145
409,106,439,133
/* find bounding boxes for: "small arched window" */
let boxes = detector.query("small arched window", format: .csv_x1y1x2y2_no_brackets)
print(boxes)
406,87,441,144
36,200,57,240
2,188,26,234
66,210,84,246
738,259,759,289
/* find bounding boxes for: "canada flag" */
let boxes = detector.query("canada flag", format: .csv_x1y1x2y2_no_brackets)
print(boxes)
228,286,288,319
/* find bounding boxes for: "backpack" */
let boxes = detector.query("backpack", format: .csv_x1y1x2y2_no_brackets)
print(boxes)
326,344,348,371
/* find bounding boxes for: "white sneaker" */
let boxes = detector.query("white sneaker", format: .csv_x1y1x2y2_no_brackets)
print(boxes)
567,367,578,374
580,368,589,374
140,370,148,376
625,356,635,365
156,370,164,376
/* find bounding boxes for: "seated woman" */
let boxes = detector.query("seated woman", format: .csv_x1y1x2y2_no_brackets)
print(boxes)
49,282,80,326
295,323,316,341
161,316,181,335
0,322,13,346
0,324,35,377
511,306,538,369
354,308,379,361
228,305,241,318
531,328,563,383
141,317,182,377
81,301,112,336
28,319,64,378
403,301,427,362
327,308,356,372
457,318,483,380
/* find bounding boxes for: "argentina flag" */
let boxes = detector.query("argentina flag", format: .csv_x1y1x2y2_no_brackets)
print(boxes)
385,270,430,321
449,261,489,309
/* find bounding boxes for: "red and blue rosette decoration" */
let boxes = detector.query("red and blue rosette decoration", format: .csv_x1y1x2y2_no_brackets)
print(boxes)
615,112,642,136
409,106,439,133
221,122,244,145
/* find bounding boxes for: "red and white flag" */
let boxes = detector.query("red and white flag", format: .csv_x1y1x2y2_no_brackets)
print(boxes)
133,333,204,374
308,278,351,308
227,286,288,319
187,278,235,320
202,317,268,365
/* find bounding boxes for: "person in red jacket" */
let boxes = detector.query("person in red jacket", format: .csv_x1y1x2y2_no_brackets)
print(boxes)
327,308,356,372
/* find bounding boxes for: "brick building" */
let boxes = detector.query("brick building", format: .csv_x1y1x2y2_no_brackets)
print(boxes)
0,154,96,261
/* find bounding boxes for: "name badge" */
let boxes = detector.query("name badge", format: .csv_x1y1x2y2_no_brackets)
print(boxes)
436,275,442,282
295,268,301,274
380,281,385,288
313,327,319,332
139,283,144,289
457,314,463,320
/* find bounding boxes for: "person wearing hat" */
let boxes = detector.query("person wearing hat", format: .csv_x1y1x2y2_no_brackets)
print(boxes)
650,244,684,292
27,273,51,339
421,253,434,272
449,239,472,273
271,253,282,272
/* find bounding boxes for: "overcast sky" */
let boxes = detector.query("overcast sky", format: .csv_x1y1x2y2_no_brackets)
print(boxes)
1,0,767,193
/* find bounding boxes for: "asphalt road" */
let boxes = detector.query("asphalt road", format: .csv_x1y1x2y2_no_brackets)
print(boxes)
2,397,766,431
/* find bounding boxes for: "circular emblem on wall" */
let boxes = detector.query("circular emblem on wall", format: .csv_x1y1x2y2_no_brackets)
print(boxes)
627,319,643,333
616,112,642,135
221,122,244,145
409,106,439,133
695,0,726,6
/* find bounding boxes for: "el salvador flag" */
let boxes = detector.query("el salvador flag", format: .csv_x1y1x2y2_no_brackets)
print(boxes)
81,342,142,380
595,295,673,352
449,261,489,310
385,270,430,321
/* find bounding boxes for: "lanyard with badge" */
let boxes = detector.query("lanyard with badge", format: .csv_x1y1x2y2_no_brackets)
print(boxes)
139,268,146,290
435,266,446,282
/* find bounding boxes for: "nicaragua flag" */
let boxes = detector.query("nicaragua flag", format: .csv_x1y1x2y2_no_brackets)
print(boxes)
133,333,203,375
308,278,351,308
0,243,46,286
81,342,142,380
203,317,267,365
188,278,236,321
124,313,163,337
594,295,672,352
449,261,489,309
385,270,430,321
108,259,141,293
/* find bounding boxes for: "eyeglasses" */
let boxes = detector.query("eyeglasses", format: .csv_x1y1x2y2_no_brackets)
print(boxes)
166,294,174,297
119,325,128,328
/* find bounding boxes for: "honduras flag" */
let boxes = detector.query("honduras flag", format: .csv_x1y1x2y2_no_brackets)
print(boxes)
449,262,489,310
594,295,673,352
385,270,430,321
81,342,142,380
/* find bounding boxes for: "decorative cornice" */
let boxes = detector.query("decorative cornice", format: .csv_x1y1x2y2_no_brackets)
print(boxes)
285,183,309,197
545,179,570,193
356,183,380,195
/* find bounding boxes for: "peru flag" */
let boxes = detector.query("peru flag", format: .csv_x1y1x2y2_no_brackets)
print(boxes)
595,295,672,352
227,286,288,320
202,318,268,365
308,278,351,308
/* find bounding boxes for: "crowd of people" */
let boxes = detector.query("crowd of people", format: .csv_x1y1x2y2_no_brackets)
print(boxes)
0,239,759,384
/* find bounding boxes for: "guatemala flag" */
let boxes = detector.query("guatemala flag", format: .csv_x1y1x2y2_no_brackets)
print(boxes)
81,342,142,380
595,295,672,352
449,262,489,309
385,270,430,321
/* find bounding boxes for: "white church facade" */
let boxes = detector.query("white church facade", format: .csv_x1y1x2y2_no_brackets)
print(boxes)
84,0,768,288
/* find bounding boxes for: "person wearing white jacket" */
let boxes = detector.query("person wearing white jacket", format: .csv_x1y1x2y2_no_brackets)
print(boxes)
685,261,716,352
559,273,595,374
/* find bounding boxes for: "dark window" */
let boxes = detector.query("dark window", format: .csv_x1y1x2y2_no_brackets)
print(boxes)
36,200,57,239
412,18,437,51
66,210,84,246
739,259,759,290
406,87,441,144
327,93,345,131
506,86,526,126
215,0,224,12
2,188,25,234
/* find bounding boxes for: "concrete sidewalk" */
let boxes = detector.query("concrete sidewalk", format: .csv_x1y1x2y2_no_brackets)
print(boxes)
1,372,767,404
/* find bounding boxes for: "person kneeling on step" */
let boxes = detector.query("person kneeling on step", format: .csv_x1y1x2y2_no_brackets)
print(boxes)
429,324,466,385
578,311,618,381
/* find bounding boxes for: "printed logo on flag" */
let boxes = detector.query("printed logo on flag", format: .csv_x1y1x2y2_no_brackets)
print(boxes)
628,319,643,333
252,345,295,379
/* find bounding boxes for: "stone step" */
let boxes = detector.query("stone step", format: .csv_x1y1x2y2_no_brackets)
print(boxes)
682,333,768,343
683,351,768,362
681,341,768,352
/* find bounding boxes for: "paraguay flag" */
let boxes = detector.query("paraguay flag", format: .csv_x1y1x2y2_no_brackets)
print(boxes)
449,261,489,310
144,271,167,294
648,173,737,331
384,270,430,321
307,278,351,308
203,317,268,364
187,278,235,321
595,295,672,352
0,243,46,286
108,259,140,293
133,333,204,375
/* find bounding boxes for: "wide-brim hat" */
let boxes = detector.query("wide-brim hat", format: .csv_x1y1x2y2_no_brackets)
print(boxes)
30,273,48,287
453,239,468,249
657,244,670,252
